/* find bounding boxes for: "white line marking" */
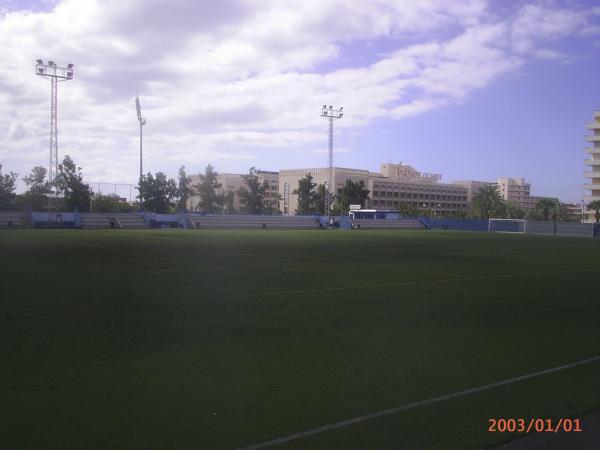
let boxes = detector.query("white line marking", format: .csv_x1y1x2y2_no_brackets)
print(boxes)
231,268,593,300
238,355,600,449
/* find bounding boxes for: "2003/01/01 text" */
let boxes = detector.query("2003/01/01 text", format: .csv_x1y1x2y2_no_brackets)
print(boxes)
488,418,582,434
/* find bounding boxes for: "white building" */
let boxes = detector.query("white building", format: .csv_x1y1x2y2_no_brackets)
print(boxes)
585,110,600,222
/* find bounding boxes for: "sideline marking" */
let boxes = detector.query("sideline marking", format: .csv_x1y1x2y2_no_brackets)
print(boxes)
230,268,593,300
238,355,600,449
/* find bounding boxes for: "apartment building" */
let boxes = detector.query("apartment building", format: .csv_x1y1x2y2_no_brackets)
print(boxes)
585,110,600,222
495,177,557,210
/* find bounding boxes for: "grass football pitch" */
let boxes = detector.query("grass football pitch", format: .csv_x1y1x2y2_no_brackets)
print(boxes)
1,229,600,449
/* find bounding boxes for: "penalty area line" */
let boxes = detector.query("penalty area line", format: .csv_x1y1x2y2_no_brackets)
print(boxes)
238,355,600,450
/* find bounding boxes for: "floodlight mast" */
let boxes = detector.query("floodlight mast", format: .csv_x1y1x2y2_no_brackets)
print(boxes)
320,104,343,224
35,59,74,202
135,96,146,180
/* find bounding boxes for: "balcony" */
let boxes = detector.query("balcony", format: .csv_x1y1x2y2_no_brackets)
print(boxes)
586,135,600,142
585,147,600,154
587,122,600,130
584,172,600,179
584,195,600,202
584,159,600,165
584,184,600,190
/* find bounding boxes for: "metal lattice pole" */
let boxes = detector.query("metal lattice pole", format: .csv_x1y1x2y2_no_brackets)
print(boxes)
320,105,343,224
135,96,146,181
49,76,58,186
139,120,143,179
327,116,333,220
35,60,74,209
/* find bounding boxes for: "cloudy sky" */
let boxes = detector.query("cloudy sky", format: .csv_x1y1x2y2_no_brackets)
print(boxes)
1,0,599,201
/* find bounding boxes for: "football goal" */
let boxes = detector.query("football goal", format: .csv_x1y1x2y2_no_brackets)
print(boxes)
488,218,527,233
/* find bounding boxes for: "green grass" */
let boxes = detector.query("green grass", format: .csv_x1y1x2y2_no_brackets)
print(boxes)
1,229,599,450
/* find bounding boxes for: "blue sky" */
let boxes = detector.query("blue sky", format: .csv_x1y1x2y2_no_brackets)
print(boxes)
0,0,599,202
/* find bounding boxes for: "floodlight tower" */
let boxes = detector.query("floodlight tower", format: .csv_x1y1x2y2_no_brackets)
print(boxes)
320,104,343,223
35,59,74,188
135,96,146,180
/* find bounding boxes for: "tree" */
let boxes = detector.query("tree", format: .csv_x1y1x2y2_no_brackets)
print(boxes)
471,185,504,219
224,190,236,214
587,200,600,223
397,201,419,217
264,192,281,216
0,164,18,210
18,166,51,211
55,156,93,212
137,171,177,213
503,202,526,219
176,165,193,212
91,195,132,213
558,203,579,222
194,164,224,213
335,179,370,213
313,183,327,215
293,173,316,215
23,166,51,195
238,167,265,214
533,198,558,222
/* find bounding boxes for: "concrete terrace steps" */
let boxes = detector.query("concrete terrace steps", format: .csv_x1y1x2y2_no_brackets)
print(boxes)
115,214,148,229
0,212,27,228
351,218,425,230
186,215,321,230
80,213,117,229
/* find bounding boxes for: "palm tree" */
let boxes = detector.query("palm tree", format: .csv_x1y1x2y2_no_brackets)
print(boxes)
587,200,600,223
471,185,504,219
335,179,370,213
534,198,558,222
504,201,526,219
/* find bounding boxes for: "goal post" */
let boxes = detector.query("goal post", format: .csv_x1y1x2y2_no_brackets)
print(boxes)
488,218,527,233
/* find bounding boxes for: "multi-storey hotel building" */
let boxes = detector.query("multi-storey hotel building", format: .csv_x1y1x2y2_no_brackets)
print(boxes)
279,163,468,216
186,162,562,217
585,110,600,222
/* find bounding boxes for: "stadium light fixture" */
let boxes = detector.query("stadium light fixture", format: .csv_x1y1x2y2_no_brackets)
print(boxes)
35,59,75,210
320,104,344,225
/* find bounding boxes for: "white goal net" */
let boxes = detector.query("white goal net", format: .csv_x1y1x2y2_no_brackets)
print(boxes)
488,218,527,233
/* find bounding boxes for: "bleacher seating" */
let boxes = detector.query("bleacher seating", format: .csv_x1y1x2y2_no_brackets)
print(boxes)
186,214,321,230
351,218,425,230
80,213,116,229
0,212,26,228
116,214,148,229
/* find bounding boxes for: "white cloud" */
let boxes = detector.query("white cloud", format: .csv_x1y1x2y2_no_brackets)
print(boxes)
0,0,597,188
511,4,587,54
